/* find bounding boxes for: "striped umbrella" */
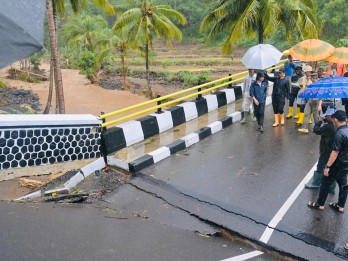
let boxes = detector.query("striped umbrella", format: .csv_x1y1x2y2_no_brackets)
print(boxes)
325,47,348,64
289,39,335,62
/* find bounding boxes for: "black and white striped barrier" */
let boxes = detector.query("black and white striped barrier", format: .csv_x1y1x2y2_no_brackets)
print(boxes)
101,88,241,156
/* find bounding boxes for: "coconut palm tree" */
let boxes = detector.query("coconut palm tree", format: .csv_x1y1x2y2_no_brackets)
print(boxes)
112,0,187,97
61,14,108,52
200,0,322,54
95,28,138,89
45,0,115,114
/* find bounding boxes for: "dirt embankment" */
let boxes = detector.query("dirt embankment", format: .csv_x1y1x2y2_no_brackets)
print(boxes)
0,63,149,116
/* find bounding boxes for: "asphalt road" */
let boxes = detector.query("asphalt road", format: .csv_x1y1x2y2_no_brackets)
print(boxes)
110,104,348,260
0,200,280,261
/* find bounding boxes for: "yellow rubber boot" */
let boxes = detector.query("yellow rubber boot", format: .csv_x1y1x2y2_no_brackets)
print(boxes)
273,114,280,127
286,107,293,118
294,107,300,119
309,113,313,124
296,113,305,125
280,114,285,125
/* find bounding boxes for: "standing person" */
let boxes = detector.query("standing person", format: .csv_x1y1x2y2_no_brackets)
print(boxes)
305,108,336,194
295,65,313,125
250,72,268,132
308,110,348,212
240,69,256,124
284,55,296,82
317,67,324,79
298,73,321,133
265,68,290,127
325,63,347,77
342,72,348,118
286,66,303,118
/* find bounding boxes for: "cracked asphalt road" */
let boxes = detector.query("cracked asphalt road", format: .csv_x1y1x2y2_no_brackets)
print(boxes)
107,105,348,260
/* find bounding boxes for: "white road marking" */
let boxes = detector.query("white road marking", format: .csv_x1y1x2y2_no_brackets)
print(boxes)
220,250,264,261
259,162,317,243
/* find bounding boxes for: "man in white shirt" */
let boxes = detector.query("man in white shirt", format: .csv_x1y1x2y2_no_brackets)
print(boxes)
241,69,256,124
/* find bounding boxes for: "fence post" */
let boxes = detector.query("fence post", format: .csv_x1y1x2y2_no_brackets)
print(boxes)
227,74,233,89
156,95,164,114
100,112,108,165
196,80,203,100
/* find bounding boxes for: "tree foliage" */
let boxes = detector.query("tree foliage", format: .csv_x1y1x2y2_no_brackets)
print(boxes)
200,0,323,54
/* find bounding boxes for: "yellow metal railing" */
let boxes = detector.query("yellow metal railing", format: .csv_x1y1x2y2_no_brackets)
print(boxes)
100,53,288,128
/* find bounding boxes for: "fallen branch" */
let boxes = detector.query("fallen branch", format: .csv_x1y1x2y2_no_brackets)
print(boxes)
19,178,44,189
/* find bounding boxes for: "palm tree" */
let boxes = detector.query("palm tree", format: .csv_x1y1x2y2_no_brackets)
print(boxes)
200,0,322,54
61,14,108,52
95,28,137,89
46,0,65,113
112,0,187,97
45,0,115,114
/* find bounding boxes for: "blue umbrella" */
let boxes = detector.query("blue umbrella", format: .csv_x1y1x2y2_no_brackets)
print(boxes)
298,76,348,99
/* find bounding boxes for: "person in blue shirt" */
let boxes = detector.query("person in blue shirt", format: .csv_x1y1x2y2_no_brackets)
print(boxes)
284,55,296,82
249,72,268,132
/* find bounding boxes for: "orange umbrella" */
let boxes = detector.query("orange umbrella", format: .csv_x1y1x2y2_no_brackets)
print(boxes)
289,39,335,62
325,47,348,64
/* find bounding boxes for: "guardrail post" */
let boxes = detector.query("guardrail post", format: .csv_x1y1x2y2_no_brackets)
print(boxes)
227,74,233,89
196,80,203,100
156,95,164,114
100,112,108,165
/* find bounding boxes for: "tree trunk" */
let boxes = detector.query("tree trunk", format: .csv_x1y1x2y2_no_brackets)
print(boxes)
121,51,126,89
43,56,54,114
145,42,151,97
258,17,264,44
46,0,65,114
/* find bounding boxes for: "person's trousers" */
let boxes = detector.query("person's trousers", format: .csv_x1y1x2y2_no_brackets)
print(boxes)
302,100,320,129
317,152,329,172
272,98,286,114
242,96,253,113
289,88,300,107
317,166,348,207
253,102,265,127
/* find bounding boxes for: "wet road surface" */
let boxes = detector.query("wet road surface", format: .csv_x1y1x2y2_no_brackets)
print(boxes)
0,200,280,261
108,104,348,260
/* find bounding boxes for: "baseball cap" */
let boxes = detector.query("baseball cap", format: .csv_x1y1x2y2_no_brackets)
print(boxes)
332,110,347,122
311,73,318,79
279,68,285,73
321,108,335,117
256,72,265,79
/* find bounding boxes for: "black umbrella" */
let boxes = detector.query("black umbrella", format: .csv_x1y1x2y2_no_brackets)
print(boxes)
0,0,45,69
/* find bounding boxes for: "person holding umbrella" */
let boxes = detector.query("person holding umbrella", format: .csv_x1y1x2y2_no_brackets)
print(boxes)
284,55,296,82
250,72,268,132
264,68,290,126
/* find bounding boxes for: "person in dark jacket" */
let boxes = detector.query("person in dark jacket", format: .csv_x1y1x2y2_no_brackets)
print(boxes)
265,68,290,127
308,110,348,212
286,66,303,118
250,72,268,132
305,108,336,194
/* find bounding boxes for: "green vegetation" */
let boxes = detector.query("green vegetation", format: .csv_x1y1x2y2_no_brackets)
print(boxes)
47,0,345,96
0,80,6,88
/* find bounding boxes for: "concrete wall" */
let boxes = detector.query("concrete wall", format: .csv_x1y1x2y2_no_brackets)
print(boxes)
0,114,101,172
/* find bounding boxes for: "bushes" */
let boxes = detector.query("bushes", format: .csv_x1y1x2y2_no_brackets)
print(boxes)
0,80,6,88
78,51,98,82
